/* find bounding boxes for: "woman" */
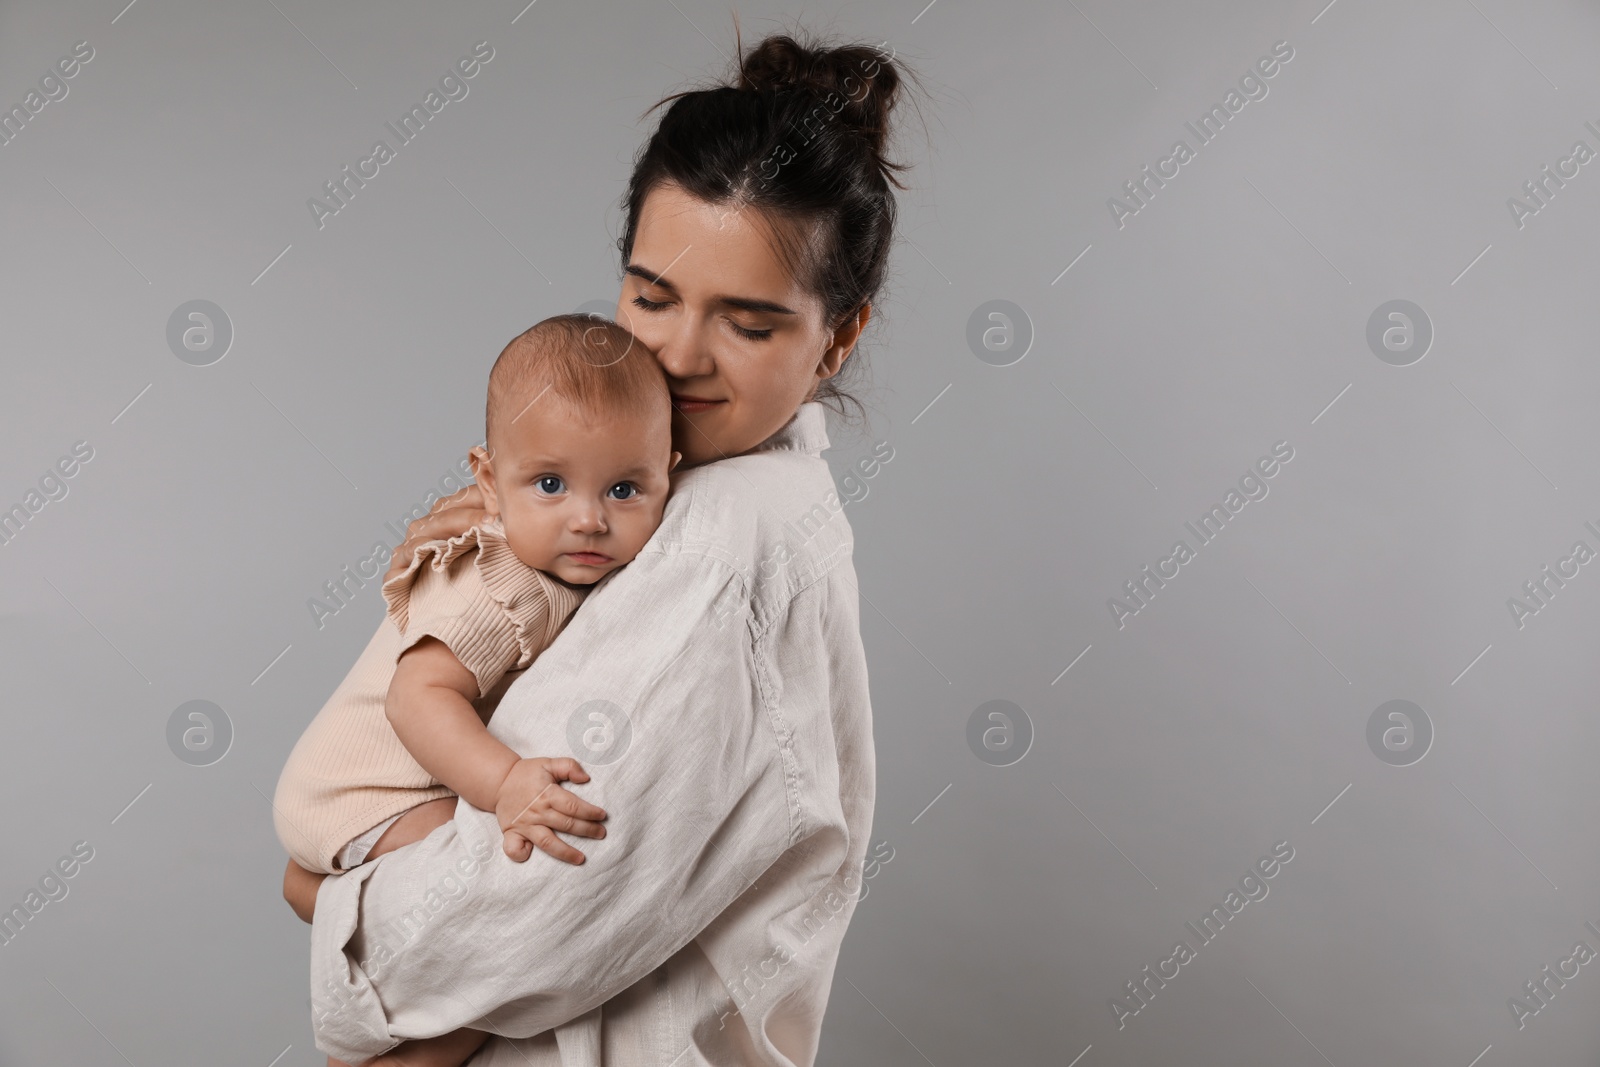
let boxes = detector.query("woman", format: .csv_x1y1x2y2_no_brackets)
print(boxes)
295,32,910,1067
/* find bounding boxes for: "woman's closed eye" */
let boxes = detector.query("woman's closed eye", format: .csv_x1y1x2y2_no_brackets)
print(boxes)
727,318,772,341
631,293,772,341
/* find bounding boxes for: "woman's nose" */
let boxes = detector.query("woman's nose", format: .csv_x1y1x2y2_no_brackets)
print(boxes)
653,318,715,382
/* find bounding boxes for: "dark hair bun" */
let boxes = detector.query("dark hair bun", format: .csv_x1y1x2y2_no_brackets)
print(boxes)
623,30,916,421
736,34,902,167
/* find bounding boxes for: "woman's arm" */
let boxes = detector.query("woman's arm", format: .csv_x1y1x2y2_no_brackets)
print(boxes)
310,546,792,1064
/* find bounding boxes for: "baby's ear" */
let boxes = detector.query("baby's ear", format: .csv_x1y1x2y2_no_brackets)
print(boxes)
667,450,683,473
468,446,501,516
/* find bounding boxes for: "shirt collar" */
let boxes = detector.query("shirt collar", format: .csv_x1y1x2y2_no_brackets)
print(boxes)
751,401,831,456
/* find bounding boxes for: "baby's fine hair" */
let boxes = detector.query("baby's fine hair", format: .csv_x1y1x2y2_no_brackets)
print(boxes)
486,314,667,444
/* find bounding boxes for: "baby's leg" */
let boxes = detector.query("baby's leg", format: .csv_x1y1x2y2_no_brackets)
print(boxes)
283,860,327,924
364,796,458,862
285,798,456,924
328,1027,489,1067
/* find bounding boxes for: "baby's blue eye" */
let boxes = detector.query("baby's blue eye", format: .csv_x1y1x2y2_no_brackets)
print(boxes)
534,475,565,495
608,482,639,500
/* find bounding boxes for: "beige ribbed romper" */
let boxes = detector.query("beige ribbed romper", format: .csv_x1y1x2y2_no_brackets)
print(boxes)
273,518,585,874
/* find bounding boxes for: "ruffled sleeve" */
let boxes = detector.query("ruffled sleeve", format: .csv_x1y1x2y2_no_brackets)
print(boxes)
379,517,587,697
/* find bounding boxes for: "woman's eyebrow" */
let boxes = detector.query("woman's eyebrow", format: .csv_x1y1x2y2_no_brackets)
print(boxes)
624,263,797,316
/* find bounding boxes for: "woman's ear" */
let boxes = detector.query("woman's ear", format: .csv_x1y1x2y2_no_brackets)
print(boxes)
668,450,683,472
816,303,871,382
468,445,501,517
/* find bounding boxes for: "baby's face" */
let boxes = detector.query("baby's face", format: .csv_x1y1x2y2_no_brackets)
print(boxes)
476,395,675,585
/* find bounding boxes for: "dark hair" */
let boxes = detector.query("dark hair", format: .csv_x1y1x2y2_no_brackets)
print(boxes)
486,314,666,447
619,31,912,418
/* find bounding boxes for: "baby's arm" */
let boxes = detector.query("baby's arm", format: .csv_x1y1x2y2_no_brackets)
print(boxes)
387,637,518,813
387,638,608,862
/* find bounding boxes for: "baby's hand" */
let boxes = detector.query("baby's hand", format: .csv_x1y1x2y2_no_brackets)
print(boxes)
494,756,608,864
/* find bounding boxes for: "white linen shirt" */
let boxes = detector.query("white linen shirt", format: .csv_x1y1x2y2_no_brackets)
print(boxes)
309,402,877,1066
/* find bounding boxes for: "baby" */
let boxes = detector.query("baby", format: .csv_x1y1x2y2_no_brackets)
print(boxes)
273,314,677,1067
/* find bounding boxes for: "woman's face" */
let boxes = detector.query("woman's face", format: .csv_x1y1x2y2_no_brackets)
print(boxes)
617,183,868,467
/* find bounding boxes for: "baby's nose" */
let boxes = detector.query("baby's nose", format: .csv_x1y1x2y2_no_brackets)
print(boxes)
570,505,607,533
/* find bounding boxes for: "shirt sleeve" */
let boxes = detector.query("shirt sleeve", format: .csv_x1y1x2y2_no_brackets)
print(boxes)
377,543,528,700
309,545,795,1063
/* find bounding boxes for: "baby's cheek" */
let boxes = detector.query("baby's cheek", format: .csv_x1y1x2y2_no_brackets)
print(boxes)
507,521,559,572
615,525,651,563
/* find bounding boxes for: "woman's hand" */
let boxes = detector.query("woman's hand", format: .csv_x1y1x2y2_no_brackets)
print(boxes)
383,482,491,583
494,757,608,864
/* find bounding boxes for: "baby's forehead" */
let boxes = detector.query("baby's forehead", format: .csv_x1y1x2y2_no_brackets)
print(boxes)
495,398,670,471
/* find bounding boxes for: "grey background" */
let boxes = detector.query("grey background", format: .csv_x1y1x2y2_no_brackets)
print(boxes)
2,0,1598,1063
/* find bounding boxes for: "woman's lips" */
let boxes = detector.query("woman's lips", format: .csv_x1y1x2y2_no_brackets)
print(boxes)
566,552,613,566
671,394,724,414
